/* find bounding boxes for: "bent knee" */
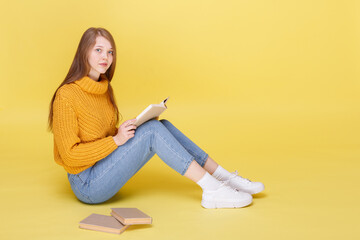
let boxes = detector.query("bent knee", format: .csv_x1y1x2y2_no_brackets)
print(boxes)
160,119,171,126
141,119,162,129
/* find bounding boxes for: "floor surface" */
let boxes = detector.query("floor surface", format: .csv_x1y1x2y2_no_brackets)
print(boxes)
1,107,359,240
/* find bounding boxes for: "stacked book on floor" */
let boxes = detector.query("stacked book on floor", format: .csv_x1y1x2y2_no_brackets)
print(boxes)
79,208,152,234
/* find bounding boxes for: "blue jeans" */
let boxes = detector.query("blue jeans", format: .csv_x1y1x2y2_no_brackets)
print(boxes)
67,119,209,204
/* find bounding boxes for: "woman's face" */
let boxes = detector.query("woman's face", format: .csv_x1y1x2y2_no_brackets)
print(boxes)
88,36,114,80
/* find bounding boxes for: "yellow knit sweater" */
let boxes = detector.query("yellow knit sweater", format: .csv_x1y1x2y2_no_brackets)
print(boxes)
52,75,118,174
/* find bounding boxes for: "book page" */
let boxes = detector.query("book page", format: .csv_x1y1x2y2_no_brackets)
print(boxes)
134,97,169,126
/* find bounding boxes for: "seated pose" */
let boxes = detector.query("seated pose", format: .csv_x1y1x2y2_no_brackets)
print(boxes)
48,27,264,209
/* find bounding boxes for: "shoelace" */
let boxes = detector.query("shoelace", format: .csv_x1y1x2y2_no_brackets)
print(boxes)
230,170,251,184
219,179,238,192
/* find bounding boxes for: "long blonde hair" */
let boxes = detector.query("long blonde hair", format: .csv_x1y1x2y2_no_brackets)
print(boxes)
48,27,120,131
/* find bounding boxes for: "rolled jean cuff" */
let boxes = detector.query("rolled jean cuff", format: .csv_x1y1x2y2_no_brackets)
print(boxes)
179,156,195,176
179,152,209,175
198,152,209,167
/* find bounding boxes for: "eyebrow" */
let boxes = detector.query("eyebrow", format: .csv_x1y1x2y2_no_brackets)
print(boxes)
95,45,113,49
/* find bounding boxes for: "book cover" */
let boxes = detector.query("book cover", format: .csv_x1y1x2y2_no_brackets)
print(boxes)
79,213,129,234
134,97,169,127
111,208,152,225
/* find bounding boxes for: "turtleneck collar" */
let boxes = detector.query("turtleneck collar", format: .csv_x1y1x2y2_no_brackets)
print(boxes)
74,74,109,94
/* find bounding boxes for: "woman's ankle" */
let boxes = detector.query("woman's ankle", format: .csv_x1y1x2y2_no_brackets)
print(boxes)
184,160,206,182
203,156,219,175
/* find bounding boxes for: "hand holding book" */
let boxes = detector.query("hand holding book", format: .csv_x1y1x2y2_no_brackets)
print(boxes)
133,97,169,127
113,97,169,145
113,119,137,146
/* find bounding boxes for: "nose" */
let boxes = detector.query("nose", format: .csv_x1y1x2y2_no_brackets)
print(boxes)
101,51,108,60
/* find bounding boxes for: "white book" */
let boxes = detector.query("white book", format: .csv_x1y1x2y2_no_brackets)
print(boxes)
133,97,169,127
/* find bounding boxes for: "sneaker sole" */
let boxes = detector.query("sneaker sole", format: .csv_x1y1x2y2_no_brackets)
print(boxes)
201,197,252,209
233,186,265,194
243,185,265,195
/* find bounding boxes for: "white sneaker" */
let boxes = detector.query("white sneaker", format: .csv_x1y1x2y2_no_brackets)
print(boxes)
201,183,253,209
227,171,264,194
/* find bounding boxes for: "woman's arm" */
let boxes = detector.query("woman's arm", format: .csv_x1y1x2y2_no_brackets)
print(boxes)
52,94,118,167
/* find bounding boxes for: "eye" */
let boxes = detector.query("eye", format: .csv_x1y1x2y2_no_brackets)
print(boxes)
96,48,101,52
108,50,113,55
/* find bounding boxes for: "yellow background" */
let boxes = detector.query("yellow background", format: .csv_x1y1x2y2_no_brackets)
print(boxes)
1,0,359,239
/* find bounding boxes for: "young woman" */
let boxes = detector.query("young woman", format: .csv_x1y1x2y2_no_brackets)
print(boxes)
48,27,264,208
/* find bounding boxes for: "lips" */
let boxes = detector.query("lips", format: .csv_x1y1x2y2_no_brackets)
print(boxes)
99,63,108,67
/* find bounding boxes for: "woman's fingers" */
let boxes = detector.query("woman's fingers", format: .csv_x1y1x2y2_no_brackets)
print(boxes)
117,119,137,143
126,132,135,138
125,125,137,131
121,119,137,128
126,118,137,125
122,121,131,127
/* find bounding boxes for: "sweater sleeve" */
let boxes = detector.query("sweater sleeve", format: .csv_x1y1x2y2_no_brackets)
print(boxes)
52,92,118,167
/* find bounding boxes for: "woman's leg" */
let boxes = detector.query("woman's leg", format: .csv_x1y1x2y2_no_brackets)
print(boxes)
68,119,253,208
159,119,264,194
68,120,206,204
160,119,219,174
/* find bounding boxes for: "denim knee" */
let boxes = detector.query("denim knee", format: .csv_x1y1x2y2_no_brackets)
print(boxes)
160,119,171,126
141,119,163,130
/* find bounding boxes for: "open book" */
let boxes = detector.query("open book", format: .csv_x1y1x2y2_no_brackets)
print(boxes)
133,97,169,127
